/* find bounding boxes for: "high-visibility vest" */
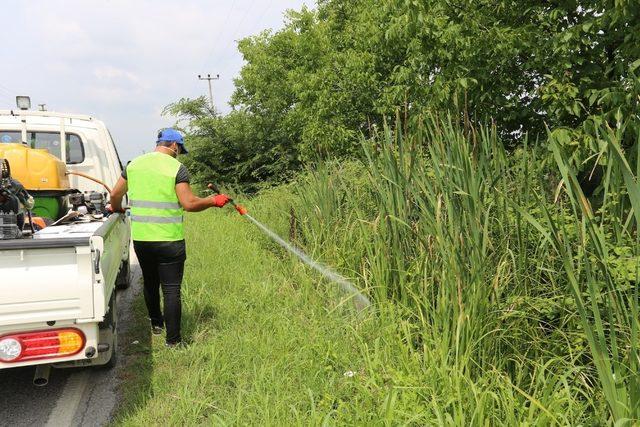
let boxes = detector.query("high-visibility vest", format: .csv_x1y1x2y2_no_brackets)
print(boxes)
127,152,184,241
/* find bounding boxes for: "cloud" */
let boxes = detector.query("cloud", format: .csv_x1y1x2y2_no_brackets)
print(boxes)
93,66,140,82
91,65,150,102
5,0,311,161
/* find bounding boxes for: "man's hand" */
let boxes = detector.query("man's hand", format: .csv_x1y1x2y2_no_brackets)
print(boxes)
211,194,231,208
106,204,126,214
176,183,230,212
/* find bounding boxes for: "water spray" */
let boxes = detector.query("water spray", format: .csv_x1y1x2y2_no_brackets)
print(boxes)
208,184,371,311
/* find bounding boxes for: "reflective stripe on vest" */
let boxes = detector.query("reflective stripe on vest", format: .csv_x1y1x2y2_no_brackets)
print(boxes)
127,152,185,241
130,215,184,224
130,200,182,209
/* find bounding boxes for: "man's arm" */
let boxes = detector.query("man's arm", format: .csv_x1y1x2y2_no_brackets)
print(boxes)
109,177,128,212
176,182,225,212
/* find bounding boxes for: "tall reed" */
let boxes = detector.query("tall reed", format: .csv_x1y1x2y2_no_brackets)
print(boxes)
538,123,639,422
290,114,638,422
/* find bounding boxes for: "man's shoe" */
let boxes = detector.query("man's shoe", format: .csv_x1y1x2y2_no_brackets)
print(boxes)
151,325,164,335
165,341,185,349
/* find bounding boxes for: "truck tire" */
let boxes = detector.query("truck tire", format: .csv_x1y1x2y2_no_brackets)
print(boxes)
98,293,118,369
116,258,130,290
103,329,118,369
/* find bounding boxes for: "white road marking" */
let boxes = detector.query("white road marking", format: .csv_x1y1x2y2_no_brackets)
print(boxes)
45,370,90,427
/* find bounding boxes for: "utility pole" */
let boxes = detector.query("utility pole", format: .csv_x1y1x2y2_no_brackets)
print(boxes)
197,73,219,111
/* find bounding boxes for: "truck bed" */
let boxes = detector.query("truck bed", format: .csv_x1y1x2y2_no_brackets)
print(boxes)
0,221,101,250
0,215,129,328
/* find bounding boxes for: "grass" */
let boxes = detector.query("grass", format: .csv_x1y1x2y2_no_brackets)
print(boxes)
114,194,582,425
115,116,638,425
115,208,388,425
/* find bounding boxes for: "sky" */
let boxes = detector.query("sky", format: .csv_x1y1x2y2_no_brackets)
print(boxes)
0,0,310,161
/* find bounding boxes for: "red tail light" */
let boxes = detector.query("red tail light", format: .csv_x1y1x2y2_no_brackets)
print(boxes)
0,328,86,363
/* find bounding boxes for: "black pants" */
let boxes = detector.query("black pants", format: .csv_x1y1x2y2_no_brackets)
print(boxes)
133,240,186,344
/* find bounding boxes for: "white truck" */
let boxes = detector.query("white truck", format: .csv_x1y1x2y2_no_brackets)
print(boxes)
0,99,130,384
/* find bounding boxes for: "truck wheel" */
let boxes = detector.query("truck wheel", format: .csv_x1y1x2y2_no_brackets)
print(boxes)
98,293,118,369
116,258,130,290
103,329,118,369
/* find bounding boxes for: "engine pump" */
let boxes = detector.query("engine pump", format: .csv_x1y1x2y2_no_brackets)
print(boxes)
0,158,35,239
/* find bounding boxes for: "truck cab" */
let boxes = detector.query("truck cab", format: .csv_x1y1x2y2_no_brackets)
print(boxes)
0,104,130,378
0,108,124,194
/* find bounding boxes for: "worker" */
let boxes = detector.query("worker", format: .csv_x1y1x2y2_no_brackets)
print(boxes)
109,128,230,347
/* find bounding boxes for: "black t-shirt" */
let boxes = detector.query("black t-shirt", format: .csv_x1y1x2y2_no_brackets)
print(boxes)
122,163,190,184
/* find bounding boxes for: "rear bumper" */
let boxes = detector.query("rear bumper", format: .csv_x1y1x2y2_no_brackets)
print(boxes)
0,321,99,369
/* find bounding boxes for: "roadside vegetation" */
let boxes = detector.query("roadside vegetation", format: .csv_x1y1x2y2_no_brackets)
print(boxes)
168,0,639,191
116,207,409,425
280,117,639,423
118,0,638,424
116,116,638,424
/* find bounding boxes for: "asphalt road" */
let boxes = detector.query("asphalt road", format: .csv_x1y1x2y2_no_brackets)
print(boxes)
0,258,142,427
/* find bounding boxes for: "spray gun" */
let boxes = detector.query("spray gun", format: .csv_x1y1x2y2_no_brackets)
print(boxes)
207,183,247,215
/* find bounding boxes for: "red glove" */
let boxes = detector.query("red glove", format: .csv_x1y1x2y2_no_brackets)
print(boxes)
211,194,230,208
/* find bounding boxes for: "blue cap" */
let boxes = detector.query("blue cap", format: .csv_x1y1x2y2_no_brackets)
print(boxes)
156,128,188,154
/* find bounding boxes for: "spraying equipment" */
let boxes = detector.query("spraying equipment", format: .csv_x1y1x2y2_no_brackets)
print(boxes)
0,158,35,239
0,143,70,221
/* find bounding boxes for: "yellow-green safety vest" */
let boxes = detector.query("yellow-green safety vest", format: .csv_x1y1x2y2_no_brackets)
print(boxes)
127,152,184,241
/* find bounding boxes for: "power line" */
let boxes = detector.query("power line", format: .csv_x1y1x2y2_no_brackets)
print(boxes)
206,0,238,63
0,95,14,107
0,81,16,92
0,83,15,106
247,0,276,36
188,0,278,109
222,0,258,52
0,85,14,98
223,0,277,60
196,1,239,79
0,81,21,101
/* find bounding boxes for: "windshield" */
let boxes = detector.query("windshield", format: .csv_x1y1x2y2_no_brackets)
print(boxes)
0,131,22,144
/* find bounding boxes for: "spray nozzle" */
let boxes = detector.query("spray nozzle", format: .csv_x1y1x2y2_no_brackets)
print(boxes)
207,183,233,201
207,183,221,194
207,183,247,215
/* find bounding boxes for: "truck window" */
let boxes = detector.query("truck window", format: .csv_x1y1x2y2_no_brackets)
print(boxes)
66,134,85,164
29,132,62,158
26,132,85,164
107,129,124,172
0,131,22,144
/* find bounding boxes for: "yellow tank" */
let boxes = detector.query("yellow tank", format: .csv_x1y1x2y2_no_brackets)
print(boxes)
0,143,69,190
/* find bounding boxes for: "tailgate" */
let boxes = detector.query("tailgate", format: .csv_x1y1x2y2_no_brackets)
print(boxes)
0,244,94,326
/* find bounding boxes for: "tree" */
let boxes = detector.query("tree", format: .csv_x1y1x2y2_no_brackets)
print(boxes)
170,0,639,187
164,97,300,191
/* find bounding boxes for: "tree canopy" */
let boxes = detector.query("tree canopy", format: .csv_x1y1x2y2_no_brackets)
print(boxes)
168,0,639,188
